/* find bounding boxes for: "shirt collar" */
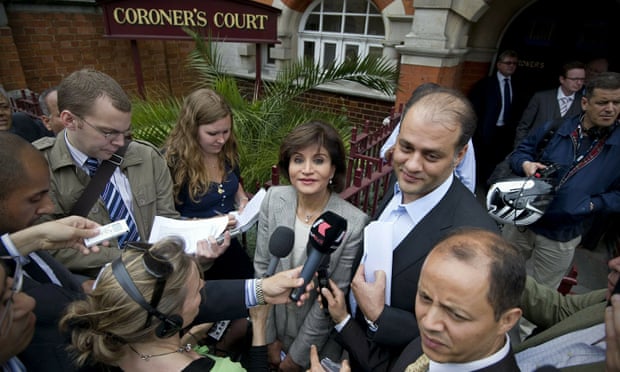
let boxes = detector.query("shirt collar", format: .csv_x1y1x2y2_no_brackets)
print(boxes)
429,334,511,372
557,87,575,100
64,130,93,170
386,173,453,228
497,71,511,81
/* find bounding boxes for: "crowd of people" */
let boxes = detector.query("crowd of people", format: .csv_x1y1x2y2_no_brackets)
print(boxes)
0,56,619,372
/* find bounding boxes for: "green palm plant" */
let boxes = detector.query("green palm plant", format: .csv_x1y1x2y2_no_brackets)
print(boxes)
132,28,398,192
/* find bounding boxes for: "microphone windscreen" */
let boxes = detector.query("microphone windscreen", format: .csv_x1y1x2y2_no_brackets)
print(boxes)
308,211,348,253
269,226,295,258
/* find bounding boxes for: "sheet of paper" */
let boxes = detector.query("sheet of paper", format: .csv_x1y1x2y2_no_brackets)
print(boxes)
363,221,393,305
148,215,229,254
235,188,266,232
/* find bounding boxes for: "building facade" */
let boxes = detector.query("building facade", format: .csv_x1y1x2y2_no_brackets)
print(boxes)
1,0,617,126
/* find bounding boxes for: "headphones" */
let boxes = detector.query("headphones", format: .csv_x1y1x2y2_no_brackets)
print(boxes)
111,256,184,338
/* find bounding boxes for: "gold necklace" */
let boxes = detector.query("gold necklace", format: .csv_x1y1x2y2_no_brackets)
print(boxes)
129,343,192,361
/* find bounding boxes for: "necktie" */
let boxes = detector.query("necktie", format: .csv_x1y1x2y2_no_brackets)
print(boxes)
3,356,26,371
406,353,430,372
559,96,572,117
503,78,511,122
85,157,140,247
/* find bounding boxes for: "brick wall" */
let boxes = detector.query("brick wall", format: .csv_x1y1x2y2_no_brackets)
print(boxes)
0,26,27,89
4,7,197,98
296,89,394,128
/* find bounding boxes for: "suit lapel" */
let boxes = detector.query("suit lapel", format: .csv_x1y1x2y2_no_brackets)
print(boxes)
391,180,458,277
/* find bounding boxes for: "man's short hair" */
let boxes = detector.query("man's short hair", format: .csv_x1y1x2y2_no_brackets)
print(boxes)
498,50,518,62
435,228,526,320
38,86,58,116
585,72,620,99
57,69,131,117
0,132,39,201
560,61,586,78
401,86,477,151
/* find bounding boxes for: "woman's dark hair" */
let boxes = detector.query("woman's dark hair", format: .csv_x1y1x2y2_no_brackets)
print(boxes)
278,120,347,192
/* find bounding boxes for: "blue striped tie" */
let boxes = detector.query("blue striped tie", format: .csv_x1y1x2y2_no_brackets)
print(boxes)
85,157,140,247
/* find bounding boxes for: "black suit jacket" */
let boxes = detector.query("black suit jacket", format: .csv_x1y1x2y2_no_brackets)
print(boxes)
0,242,249,372
469,74,527,183
336,176,499,371
390,336,521,372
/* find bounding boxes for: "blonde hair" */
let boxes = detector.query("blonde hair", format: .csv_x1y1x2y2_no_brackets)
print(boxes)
164,89,239,204
60,238,200,367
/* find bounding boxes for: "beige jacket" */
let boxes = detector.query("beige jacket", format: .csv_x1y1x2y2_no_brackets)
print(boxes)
33,132,179,276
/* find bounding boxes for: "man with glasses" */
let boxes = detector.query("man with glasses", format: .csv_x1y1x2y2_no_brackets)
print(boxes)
0,131,314,371
469,49,526,190
33,68,180,278
513,60,586,146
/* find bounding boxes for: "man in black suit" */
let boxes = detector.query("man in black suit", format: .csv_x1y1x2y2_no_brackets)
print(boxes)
513,60,586,146
330,87,499,370
389,228,524,371
469,50,525,188
0,131,311,371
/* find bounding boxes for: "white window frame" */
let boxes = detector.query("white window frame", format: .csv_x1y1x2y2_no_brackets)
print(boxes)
298,0,385,67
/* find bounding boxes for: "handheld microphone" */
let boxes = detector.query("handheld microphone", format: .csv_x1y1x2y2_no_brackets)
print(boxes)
290,211,347,302
265,226,295,277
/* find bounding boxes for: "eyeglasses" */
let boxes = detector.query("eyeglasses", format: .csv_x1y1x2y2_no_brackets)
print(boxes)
565,77,586,82
75,114,132,140
500,61,518,66
0,257,24,338
124,243,173,329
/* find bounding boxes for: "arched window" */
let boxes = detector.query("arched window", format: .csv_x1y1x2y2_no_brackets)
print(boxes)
299,0,385,68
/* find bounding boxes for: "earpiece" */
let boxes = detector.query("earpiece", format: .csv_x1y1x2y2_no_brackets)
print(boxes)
112,257,183,338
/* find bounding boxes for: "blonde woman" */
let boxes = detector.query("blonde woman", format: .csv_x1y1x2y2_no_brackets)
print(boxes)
61,237,270,371
164,89,253,280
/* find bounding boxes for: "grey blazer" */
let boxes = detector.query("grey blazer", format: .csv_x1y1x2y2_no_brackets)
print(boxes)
514,88,583,146
253,185,369,368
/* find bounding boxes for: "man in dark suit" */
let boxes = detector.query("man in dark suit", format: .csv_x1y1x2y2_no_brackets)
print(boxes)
469,50,525,188
390,228,524,371
329,87,499,370
513,60,586,146
0,131,312,372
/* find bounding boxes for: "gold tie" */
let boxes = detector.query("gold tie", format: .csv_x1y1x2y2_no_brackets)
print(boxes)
405,353,429,372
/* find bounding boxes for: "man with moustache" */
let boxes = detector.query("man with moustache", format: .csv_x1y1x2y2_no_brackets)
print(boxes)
321,228,524,371
330,87,498,370
504,72,620,291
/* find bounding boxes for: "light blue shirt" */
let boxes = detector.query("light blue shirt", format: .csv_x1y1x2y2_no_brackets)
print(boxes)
377,173,454,249
379,123,476,193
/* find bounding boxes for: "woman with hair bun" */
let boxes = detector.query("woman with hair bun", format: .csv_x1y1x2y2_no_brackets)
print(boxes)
61,237,269,371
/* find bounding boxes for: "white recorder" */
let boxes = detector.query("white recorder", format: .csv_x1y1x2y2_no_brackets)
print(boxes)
84,220,129,247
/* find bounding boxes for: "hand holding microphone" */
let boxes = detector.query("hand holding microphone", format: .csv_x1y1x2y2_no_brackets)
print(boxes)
290,211,347,302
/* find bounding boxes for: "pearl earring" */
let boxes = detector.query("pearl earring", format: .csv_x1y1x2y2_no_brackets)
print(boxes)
329,178,333,185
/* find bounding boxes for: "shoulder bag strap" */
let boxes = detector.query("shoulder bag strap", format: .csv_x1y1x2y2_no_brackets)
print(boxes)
69,141,130,217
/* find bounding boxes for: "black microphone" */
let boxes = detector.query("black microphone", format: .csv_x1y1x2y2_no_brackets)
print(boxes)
264,226,295,277
290,211,347,302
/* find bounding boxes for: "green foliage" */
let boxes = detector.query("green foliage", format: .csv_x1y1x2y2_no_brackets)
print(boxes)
131,29,396,193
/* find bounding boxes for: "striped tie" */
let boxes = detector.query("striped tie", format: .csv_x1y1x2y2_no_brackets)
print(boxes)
559,96,572,117
85,157,140,247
